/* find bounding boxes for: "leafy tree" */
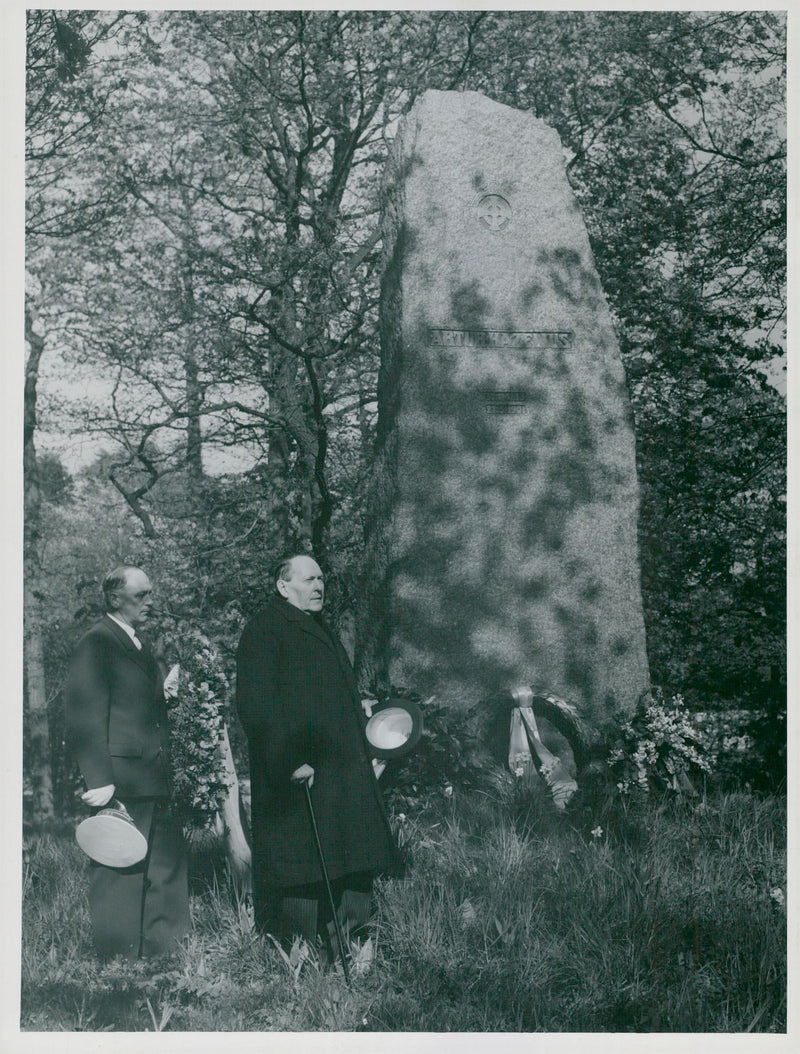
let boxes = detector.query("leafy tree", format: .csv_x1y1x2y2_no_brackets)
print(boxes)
25,10,137,823
39,11,498,558
27,11,786,816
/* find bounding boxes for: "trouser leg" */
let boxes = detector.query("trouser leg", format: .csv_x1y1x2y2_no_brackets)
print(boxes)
88,798,188,959
89,862,145,959
257,871,374,949
139,802,190,957
328,870,374,942
251,854,281,935
88,800,155,960
337,888,372,936
278,896,319,942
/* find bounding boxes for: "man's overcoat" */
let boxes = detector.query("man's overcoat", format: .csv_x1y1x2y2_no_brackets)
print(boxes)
236,597,396,897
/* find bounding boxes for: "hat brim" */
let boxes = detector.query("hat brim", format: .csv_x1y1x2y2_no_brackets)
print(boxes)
365,697,423,759
76,812,148,867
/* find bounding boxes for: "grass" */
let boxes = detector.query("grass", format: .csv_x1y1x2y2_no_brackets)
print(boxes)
20,785,786,1032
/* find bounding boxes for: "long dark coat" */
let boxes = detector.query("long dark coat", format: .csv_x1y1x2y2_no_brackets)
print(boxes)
235,597,396,895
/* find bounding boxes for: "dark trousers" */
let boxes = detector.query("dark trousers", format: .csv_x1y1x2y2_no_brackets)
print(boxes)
88,798,190,959
257,870,374,946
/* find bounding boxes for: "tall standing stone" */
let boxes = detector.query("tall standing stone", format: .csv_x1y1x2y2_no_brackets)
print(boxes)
356,90,650,731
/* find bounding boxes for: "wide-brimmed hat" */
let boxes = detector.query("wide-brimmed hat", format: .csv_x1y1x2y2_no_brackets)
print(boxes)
75,799,148,867
365,697,423,759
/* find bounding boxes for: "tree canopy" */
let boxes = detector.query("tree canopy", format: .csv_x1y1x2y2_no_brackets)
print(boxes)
25,10,785,818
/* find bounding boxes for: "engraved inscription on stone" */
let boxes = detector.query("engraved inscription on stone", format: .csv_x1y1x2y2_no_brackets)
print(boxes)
480,388,529,415
428,328,573,349
476,194,512,232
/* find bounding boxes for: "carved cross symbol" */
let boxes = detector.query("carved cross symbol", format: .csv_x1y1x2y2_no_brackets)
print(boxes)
477,194,512,232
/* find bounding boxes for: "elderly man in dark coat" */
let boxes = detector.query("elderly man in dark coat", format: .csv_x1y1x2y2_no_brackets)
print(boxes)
65,566,190,959
236,554,396,947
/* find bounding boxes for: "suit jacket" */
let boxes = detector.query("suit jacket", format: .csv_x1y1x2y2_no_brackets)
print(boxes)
65,615,172,800
236,596,396,887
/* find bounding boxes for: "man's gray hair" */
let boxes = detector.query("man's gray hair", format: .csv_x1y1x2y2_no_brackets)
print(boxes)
102,566,138,611
273,553,312,589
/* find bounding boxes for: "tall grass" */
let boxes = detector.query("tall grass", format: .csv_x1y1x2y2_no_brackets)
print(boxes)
373,789,786,1031
20,788,785,1032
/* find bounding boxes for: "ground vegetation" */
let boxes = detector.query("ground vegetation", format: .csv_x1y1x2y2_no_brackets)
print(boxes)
21,786,785,1032
21,11,786,1032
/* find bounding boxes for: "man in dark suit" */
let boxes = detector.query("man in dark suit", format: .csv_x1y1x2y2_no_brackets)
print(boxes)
65,566,190,959
236,554,397,949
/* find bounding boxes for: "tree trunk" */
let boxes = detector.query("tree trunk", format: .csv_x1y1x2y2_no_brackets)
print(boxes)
269,338,322,548
24,302,54,824
185,356,203,478
182,265,205,497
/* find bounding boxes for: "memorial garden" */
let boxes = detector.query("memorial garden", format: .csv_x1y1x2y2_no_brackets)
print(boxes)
22,10,786,1034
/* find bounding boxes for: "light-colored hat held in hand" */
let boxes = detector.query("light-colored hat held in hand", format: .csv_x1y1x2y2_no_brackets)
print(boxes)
364,696,424,760
75,799,148,867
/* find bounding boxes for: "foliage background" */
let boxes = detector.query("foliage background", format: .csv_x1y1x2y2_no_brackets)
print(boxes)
23,10,785,825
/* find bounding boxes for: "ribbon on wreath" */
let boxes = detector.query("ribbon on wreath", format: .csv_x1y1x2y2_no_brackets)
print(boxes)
508,686,578,811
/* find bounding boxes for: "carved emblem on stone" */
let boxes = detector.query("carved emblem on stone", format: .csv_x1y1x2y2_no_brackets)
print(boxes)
477,194,512,232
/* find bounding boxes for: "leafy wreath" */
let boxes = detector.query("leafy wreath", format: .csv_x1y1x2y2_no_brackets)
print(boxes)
166,629,232,833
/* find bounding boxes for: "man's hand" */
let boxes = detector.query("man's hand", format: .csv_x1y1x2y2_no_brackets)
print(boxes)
82,784,115,808
361,698,379,718
163,663,180,700
372,759,386,780
291,764,314,787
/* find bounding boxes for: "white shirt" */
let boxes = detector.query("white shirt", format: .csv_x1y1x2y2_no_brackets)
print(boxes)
107,612,142,650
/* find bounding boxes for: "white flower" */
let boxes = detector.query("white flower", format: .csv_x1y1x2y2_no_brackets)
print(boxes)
443,785,453,798
770,888,785,906
591,826,603,839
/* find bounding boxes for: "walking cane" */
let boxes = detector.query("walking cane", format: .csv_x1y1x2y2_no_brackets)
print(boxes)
302,780,352,985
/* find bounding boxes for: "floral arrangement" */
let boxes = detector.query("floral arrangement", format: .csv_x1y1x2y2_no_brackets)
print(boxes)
166,629,232,833
607,688,713,795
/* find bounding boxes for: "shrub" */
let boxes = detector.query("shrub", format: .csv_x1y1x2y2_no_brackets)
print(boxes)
695,695,786,793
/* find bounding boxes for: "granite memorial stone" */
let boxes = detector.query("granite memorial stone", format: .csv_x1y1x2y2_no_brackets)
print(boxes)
357,90,650,732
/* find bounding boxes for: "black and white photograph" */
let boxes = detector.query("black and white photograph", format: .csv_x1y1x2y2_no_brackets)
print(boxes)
6,1,790,1042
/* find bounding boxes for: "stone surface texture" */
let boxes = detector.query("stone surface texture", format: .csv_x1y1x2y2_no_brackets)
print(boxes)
356,90,650,729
